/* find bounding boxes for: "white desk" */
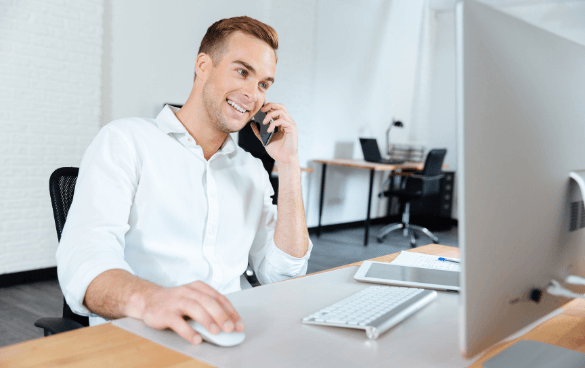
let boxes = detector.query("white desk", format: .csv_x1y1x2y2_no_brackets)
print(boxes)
114,266,471,368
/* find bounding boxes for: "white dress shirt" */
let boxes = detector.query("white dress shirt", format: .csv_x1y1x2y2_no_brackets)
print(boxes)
56,105,312,325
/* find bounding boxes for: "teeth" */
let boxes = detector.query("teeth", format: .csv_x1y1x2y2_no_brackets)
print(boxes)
227,99,246,113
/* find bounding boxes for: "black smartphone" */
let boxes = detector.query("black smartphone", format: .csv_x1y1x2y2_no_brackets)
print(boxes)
250,108,278,146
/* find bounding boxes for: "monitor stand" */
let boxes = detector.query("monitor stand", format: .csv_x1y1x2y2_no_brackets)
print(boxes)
483,341,585,368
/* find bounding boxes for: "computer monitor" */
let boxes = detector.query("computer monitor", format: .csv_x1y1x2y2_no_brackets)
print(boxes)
456,0,585,358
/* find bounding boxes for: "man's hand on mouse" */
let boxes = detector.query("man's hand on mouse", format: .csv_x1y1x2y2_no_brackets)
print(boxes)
250,102,299,165
125,280,244,344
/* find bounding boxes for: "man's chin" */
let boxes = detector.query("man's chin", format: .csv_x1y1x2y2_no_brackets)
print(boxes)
227,117,251,133
215,119,249,134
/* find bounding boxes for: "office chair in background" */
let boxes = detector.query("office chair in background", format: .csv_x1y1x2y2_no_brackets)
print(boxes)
377,149,447,247
34,167,88,336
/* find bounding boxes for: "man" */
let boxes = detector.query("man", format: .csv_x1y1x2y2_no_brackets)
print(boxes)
56,16,311,345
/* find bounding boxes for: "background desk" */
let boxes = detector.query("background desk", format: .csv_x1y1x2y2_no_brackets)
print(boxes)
2,244,585,367
313,159,424,245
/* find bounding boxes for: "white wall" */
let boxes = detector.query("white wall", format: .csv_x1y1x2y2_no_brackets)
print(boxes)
107,0,427,227
4,0,582,273
415,0,585,219
0,0,103,274
424,9,459,218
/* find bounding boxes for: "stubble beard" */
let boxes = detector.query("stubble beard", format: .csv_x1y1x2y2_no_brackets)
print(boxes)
202,79,237,134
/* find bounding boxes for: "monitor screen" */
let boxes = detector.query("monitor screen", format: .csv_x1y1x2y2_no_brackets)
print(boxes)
456,0,585,358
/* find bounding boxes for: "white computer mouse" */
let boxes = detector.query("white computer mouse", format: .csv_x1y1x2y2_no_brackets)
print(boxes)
188,320,246,347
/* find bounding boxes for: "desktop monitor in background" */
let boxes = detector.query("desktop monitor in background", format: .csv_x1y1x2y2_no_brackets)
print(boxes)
457,0,585,359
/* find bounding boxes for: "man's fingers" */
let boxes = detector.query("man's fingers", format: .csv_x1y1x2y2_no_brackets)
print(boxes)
190,282,241,319
181,285,234,332
196,292,238,332
202,291,242,329
167,315,202,345
186,282,243,329
264,111,296,134
261,112,277,127
176,298,220,335
262,102,288,115
262,111,285,133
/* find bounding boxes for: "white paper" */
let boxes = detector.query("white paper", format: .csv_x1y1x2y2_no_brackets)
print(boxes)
390,251,461,272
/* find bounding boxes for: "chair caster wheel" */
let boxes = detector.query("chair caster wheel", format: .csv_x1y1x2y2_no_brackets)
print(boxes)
432,238,439,244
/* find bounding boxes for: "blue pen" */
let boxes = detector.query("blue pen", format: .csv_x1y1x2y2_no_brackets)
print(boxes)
438,257,460,264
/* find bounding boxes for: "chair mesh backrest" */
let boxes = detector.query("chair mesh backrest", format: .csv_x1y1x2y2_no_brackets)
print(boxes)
421,149,447,177
49,167,79,241
49,167,89,326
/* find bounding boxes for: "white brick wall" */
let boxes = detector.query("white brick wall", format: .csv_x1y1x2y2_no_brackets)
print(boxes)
0,0,103,274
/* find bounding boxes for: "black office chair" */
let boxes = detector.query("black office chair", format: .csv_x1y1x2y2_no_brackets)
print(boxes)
238,122,278,205
35,165,263,336
377,149,447,247
35,167,88,336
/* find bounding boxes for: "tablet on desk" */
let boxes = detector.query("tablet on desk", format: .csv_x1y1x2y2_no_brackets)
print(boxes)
354,261,460,291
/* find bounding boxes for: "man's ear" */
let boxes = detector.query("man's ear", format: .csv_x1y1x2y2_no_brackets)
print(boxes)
195,53,212,81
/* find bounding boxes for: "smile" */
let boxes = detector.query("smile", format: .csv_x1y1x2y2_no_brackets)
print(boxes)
227,99,248,114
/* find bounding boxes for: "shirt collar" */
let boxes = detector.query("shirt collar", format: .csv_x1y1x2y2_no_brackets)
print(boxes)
155,104,189,134
155,104,236,155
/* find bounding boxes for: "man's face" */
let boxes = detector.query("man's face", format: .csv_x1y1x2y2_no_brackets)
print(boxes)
201,31,276,134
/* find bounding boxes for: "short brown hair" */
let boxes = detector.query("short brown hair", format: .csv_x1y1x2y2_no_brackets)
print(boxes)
196,16,278,77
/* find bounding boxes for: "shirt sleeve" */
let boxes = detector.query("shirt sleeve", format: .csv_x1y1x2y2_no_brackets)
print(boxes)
248,163,313,285
56,124,139,316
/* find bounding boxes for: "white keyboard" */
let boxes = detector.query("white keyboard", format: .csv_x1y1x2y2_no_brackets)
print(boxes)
302,285,437,339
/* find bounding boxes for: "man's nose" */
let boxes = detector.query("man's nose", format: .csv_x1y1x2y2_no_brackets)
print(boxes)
241,80,259,103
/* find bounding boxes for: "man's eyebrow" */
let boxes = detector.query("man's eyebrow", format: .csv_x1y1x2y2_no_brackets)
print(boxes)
233,60,275,84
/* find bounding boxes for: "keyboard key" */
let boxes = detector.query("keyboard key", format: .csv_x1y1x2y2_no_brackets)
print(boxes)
325,318,346,324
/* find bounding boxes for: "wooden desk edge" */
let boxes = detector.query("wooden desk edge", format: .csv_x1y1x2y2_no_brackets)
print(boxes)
312,159,448,172
313,159,423,171
0,322,213,368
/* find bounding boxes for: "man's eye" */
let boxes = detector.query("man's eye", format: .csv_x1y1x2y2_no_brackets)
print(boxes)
238,69,248,77
259,82,267,89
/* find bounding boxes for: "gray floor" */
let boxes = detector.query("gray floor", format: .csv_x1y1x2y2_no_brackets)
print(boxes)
0,279,63,348
0,223,457,348
307,223,458,274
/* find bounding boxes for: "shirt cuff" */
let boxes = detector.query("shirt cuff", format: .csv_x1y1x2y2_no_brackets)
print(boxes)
265,238,313,279
62,257,135,317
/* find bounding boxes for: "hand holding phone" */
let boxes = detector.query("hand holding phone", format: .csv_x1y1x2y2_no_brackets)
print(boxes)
250,108,278,146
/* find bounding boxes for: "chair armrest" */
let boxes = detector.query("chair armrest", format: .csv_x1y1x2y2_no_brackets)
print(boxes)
379,172,418,197
34,317,85,336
